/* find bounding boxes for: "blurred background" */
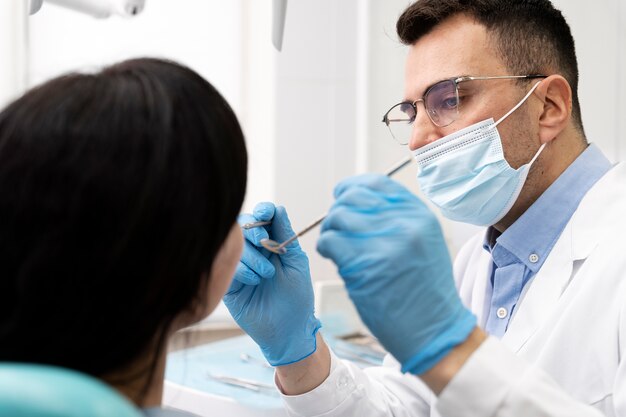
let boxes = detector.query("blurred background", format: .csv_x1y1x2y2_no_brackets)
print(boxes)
1,0,624,310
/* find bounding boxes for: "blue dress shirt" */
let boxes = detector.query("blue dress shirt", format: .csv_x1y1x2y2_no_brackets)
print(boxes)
482,144,612,337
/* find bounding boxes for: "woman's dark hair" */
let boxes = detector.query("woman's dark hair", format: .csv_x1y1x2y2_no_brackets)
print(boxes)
0,58,247,387
397,0,585,135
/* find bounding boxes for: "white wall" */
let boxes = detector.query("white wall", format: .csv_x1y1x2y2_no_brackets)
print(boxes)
551,0,626,163
0,0,28,108
261,0,362,281
27,0,243,113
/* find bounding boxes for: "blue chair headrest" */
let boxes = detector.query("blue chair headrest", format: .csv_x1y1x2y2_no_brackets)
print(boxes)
0,363,143,417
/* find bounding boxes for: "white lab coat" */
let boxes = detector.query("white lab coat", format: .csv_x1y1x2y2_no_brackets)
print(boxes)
281,162,626,417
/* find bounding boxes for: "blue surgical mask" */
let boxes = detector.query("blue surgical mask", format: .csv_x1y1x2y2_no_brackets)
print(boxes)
412,82,545,226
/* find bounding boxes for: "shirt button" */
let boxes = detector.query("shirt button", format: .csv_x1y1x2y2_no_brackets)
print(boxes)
529,253,540,263
337,375,351,389
497,307,508,319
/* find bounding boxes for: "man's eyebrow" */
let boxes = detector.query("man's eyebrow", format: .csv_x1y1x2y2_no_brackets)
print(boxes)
404,75,469,102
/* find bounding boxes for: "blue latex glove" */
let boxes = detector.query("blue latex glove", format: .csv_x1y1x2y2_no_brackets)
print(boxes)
317,174,476,374
223,202,321,366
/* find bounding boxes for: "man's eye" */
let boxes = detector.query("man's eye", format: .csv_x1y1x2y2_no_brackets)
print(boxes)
441,96,459,109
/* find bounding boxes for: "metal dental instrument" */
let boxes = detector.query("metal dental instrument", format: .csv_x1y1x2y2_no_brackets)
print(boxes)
332,345,382,366
207,373,276,393
240,353,272,368
260,156,414,255
242,220,272,230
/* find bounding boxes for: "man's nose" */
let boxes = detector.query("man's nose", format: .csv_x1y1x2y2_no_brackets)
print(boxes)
408,102,441,151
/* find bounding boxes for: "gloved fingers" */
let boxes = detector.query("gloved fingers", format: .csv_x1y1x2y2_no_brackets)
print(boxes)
241,203,303,254
316,229,362,267
239,240,276,280
322,183,421,233
269,206,302,251
333,174,412,199
320,205,378,234
238,213,271,246
236,202,277,245
331,186,388,210
253,202,276,221
330,184,434,228
225,275,246,296
232,262,261,285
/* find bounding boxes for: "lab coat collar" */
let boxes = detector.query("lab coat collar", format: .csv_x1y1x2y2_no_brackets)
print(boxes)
570,161,624,260
501,160,625,354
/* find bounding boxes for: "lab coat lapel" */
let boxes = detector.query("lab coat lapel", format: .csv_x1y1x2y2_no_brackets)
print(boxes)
469,253,492,327
455,231,493,328
500,162,623,353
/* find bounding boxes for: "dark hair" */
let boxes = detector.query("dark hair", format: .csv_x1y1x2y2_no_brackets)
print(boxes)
0,58,247,385
397,0,585,133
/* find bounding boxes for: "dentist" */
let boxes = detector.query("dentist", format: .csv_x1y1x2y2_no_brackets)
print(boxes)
224,1,626,416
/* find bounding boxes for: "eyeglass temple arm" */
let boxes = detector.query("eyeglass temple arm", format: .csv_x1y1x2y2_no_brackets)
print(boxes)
455,74,548,83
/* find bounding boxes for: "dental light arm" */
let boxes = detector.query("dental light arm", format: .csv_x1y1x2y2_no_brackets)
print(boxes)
272,0,287,51
30,0,145,18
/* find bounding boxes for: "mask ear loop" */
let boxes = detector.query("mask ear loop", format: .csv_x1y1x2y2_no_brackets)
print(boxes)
528,141,547,165
489,80,544,130
490,80,548,162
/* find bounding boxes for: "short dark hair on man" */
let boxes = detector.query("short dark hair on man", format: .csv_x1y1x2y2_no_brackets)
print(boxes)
0,58,247,392
397,0,585,133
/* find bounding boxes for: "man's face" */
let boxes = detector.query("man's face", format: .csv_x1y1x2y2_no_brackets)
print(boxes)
405,14,542,170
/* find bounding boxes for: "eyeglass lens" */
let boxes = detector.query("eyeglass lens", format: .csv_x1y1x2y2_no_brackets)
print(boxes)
384,79,459,145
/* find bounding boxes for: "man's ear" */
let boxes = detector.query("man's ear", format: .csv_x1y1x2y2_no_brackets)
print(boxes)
533,75,573,144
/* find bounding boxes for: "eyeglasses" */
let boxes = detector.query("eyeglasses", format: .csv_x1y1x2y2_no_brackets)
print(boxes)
382,75,547,145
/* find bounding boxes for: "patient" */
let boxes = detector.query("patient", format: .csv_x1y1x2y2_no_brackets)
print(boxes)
0,58,247,415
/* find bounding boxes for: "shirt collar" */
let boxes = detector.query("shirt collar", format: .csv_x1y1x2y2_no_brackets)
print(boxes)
483,143,612,271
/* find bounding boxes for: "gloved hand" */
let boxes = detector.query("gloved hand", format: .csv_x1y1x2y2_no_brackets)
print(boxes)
317,174,476,375
223,202,321,366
